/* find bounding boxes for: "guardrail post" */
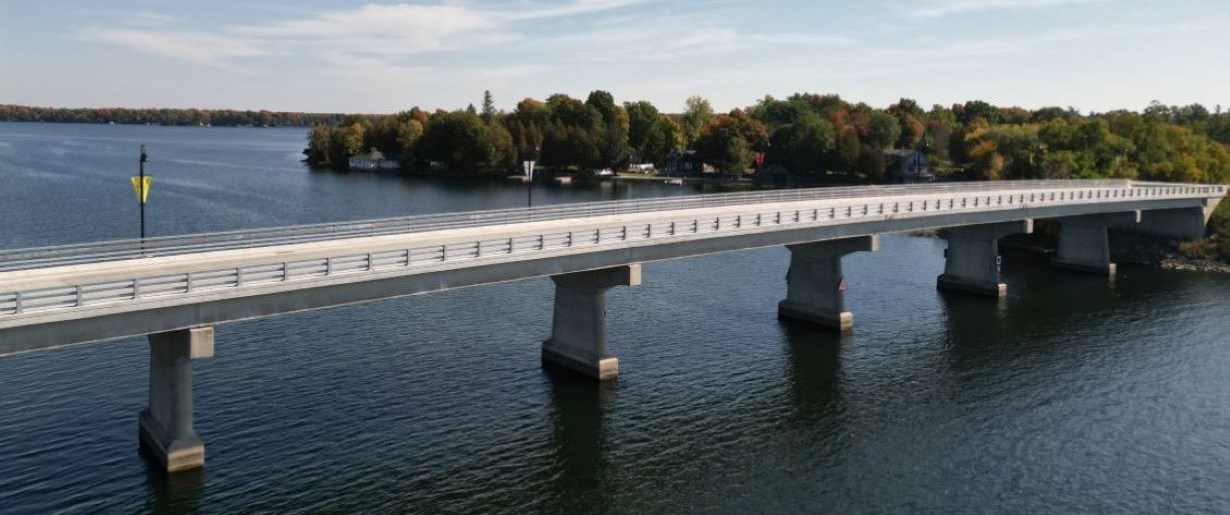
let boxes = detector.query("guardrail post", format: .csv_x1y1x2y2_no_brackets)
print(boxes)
14,292,22,314
133,279,140,300
326,258,333,275
75,286,82,307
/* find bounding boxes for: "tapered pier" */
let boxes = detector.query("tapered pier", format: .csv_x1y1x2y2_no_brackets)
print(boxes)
1052,212,1139,275
542,264,641,380
778,236,879,332
139,326,213,473
937,220,1033,297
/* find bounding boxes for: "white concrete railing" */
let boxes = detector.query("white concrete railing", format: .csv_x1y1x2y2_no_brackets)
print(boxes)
0,179,1211,272
0,182,1223,317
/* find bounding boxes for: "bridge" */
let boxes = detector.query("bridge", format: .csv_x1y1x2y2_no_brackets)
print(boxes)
0,179,1224,472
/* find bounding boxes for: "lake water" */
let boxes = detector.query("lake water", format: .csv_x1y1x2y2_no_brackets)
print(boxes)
1,122,1229,514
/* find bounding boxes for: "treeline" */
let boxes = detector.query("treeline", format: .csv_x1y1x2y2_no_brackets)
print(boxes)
305,91,680,175
301,92,1230,187
0,104,362,127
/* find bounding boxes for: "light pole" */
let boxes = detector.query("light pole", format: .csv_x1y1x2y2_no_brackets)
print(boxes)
527,142,540,209
139,145,148,240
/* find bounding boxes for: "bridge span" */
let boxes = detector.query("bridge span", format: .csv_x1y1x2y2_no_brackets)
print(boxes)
0,179,1224,472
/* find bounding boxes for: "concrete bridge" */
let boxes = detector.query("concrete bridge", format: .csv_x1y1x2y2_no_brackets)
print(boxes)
0,179,1224,472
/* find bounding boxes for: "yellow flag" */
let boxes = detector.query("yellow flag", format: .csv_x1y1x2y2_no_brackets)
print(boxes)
130,175,152,204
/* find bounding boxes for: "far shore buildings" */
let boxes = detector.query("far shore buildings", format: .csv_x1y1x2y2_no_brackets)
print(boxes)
884,149,934,183
348,148,399,170
664,150,716,176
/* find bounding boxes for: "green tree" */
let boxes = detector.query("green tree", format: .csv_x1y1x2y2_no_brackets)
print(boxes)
481,90,496,122
865,112,901,150
328,122,367,170
418,110,514,175
304,125,332,166
682,95,714,147
694,111,766,175
770,114,837,173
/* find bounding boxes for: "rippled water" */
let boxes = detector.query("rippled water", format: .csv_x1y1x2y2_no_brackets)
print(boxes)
1,123,1229,514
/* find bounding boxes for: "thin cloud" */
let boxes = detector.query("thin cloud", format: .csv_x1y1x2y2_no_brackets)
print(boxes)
908,0,1117,19
77,9,177,27
75,27,268,69
80,1,655,69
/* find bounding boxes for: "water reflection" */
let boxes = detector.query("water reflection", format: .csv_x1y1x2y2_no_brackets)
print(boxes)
541,367,616,515
142,462,205,515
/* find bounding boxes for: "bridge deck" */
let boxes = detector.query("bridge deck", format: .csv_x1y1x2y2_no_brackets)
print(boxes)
0,180,1223,355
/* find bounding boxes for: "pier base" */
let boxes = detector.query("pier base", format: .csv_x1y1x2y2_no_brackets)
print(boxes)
542,265,640,381
777,236,879,332
938,220,1033,298
139,326,213,473
1052,212,1139,275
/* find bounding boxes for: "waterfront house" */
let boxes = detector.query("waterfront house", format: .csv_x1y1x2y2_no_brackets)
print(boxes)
348,148,399,170
884,149,934,183
664,150,714,177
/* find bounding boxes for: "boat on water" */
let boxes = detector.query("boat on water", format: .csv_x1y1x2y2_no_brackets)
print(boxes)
664,178,684,186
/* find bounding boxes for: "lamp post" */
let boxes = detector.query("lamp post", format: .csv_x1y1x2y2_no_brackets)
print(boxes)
527,142,541,209
139,145,147,240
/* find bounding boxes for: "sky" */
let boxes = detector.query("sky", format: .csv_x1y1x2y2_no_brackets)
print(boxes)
1,0,1227,114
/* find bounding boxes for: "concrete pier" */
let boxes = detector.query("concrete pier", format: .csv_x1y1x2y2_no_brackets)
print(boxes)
542,264,640,380
778,236,879,332
139,326,213,473
1052,212,1139,275
937,220,1033,297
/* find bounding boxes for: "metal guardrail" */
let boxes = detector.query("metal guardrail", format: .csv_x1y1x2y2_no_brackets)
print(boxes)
0,179,1198,273
1,181,1223,319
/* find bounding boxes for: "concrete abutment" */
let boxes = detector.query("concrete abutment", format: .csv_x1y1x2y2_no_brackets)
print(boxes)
542,264,641,381
139,326,213,473
1135,200,1221,240
777,236,880,332
937,220,1033,297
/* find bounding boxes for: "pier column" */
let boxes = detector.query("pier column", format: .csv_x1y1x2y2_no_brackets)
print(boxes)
937,220,1033,297
542,264,641,381
1052,212,1139,275
777,235,879,332
139,326,213,473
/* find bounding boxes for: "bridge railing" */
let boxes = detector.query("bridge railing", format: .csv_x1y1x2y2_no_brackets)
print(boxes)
1,182,1223,319
1,179,1221,273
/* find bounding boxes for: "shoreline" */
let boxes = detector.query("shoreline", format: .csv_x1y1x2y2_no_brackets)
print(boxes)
999,230,1230,274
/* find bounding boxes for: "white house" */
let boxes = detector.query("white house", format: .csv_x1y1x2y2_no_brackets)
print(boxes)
348,148,399,170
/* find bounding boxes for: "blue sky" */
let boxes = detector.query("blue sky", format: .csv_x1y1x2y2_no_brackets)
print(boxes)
1,0,1226,113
